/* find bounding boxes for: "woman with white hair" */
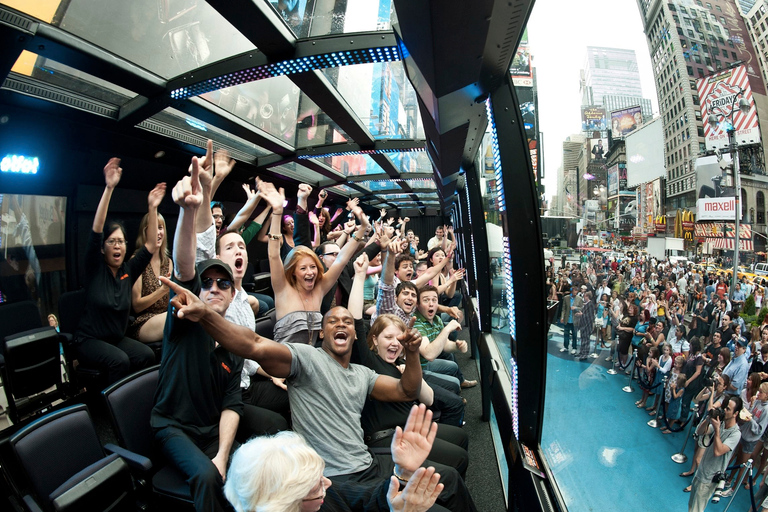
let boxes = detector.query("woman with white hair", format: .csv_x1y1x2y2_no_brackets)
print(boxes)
224,405,444,512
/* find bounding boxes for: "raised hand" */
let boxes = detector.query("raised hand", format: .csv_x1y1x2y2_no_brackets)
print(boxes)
256,178,285,212
193,140,214,189
319,189,328,201
386,217,395,226
391,404,438,473
398,317,422,354
172,158,203,209
297,183,313,201
451,268,466,282
160,276,207,322
380,208,387,218
308,211,319,226
104,157,122,189
344,219,356,234
346,197,359,211
387,467,443,512
242,183,257,201
213,147,236,182
403,217,410,223
148,182,167,209
354,252,370,276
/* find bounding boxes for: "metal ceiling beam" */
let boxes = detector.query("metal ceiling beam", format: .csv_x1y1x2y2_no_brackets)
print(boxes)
0,5,165,97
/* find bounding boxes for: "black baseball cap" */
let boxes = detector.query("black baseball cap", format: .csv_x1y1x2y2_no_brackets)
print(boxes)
197,259,234,282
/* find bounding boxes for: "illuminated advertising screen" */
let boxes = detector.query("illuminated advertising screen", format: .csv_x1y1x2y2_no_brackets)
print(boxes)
697,65,761,150
581,106,607,131
695,154,739,220
619,194,637,231
607,164,619,197
611,105,643,137
510,29,532,87
589,138,608,160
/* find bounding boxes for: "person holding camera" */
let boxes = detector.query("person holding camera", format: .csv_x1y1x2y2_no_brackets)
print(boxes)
688,395,743,512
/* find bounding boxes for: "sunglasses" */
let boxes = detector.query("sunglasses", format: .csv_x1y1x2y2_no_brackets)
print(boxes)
201,277,233,291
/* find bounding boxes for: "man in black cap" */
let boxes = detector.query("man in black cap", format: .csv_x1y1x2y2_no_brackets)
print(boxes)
151,160,243,512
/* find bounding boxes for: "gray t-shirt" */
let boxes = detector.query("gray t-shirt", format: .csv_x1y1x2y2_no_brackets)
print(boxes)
286,343,379,477
696,424,741,482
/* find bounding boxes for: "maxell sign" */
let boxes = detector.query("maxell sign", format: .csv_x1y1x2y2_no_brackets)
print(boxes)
696,197,741,221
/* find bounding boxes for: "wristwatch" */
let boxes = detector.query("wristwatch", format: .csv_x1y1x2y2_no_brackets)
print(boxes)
268,234,281,241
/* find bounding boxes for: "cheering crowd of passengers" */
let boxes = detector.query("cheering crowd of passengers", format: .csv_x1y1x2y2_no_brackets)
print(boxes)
66,140,476,512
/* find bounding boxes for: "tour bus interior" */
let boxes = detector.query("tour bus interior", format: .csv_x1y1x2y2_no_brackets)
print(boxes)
0,1,554,511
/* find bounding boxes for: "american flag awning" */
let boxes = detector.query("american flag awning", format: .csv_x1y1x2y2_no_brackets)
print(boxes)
710,238,754,251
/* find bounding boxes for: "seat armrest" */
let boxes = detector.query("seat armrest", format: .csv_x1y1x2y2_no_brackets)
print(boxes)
59,333,73,344
242,283,256,293
22,495,44,512
104,443,153,473
0,353,4,366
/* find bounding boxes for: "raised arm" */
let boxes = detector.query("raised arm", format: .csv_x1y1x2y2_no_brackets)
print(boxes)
349,253,370,319
173,158,204,281
419,320,463,361
308,211,321,248
194,141,215,234
210,145,236,199
161,276,293,377
93,157,122,233
370,318,423,402
227,184,261,234
144,183,165,255
318,203,370,295
412,250,451,288
257,179,288,293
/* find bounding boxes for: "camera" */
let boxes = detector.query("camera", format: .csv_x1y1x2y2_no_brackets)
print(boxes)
712,471,727,489
708,407,725,422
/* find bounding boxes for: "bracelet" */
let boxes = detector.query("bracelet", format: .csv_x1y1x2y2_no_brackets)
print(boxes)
271,212,282,216
393,466,409,483
350,232,357,241
268,234,281,241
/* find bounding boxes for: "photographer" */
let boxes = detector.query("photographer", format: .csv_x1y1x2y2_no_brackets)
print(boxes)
688,396,743,512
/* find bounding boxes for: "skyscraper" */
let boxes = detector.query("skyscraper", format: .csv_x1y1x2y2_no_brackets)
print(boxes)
635,0,767,212
580,47,652,122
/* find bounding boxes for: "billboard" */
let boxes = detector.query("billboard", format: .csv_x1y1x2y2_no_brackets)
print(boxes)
510,29,532,87
626,117,665,188
589,138,608,160
611,105,643,137
619,194,637,231
607,164,619,196
581,106,607,131
695,154,738,220
697,65,761,150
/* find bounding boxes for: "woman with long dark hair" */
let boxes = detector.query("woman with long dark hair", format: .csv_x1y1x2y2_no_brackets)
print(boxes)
74,158,162,383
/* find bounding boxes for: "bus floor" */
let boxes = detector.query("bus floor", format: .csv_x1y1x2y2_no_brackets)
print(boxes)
544,324,756,512
0,331,505,512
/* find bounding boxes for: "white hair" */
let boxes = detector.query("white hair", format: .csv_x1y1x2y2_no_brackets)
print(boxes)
224,431,324,512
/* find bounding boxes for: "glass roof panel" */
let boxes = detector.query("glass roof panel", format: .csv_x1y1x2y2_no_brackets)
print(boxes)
364,180,405,192
10,51,136,106
379,193,415,201
269,0,397,39
327,184,360,196
322,61,424,140
139,107,270,161
389,150,432,173
268,162,328,184
43,0,255,79
403,178,437,190
200,77,349,149
320,153,387,177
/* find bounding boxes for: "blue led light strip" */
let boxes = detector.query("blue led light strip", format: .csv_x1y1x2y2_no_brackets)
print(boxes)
171,46,403,100
511,357,519,439
464,189,481,322
486,97,515,338
296,147,424,159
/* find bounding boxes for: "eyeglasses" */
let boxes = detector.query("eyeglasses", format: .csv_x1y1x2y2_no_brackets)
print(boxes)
105,239,126,247
323,251,339,258
302,481,326,502
201,277,233,291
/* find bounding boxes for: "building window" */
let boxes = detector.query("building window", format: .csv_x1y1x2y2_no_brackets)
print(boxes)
716,5,721,12
758,191,766,224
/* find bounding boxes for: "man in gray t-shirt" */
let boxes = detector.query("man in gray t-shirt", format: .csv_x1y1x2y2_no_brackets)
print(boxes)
159,288,478,512
689,396,743,512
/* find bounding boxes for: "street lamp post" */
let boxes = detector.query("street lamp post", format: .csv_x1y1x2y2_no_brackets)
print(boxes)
708,93,750,299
